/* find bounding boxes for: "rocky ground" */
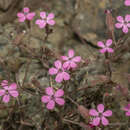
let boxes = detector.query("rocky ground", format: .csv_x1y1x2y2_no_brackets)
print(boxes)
0,0,130,130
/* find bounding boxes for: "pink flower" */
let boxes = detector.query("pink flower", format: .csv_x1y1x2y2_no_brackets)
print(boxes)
41,87,65,110
125,0,130,6
0,80,19,103
35,12,55,28
97,39,114,53
17,7,35,22
89,104,112,126
61,49,81,70
115,15,130,34
123,103,130,116
49,60,70,83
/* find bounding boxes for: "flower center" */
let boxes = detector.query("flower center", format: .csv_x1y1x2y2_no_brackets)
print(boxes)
5,90,9,95
24,12,28,15
124,21,128,25
50,95,55,100
98,112,103,117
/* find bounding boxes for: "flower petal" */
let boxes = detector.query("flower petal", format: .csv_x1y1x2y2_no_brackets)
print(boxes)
49,68,58,75
3,95,10,103
99,48,107,53
116,16,124,23
62,72,70,81
115,23,123,28
26,12,35,20
101,116,109,126
23,7,29,13
125,0,130,6
123,104,130,111
9,90,19,97
125,14,130,22
97,104,104,113
106,39,112,47
127,23,130,28
92,117,100,126
55,73,63,83
55,97,65,105
17,13,24,18
45,87,54,96
63,61,70,69
128,104,130,108
61,56,68,61
70,61,77,68
89,109,99,116
68,49,74,58
46,100,55,110
1,80,8,86
3,86,9,90
107,48,114,53
0,89,5,96
54,60,62,69
40,12,46,19
35,19,46,28
103,110,112,117
47,19,55,25
35,19,41,25
54,89,64,97
47,13,55,20
97,41,105,48
72,56,81,62
19,17,26,22
122,25,128,33
41,95,51,103
126,111,130,116
8,83,17,90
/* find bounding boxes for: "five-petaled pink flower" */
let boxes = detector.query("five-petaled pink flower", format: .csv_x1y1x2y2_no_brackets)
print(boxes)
89,104,112,126
115,15,130,34
0,80,19,103
97,39,114,53
49,60,70,83
17,7,35,22
123,103,130,116
35,12,55,28
61,49,81,70
41,87,65,110
125,0,130,6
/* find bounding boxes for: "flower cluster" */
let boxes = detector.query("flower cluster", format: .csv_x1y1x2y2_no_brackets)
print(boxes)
97,39,114,54
17,7,55,28
61,49,81,70
89,104,112,126
41,87,65,110
49,60,70,83
0,80,19,103
115,15,130,34
49,49,81,83
16,5,130,128
17,7,35,22
35,12,55,28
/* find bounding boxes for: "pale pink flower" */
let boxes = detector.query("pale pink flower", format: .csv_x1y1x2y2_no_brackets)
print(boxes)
89,104,112,126
123,103,130,116
0,80,19,103
97,39,114,53
49,60,70,83
125,0,130,6
61,49,81,70
17,7,35,22
35,12,55,28
115,15,130,34
41,87,65,110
